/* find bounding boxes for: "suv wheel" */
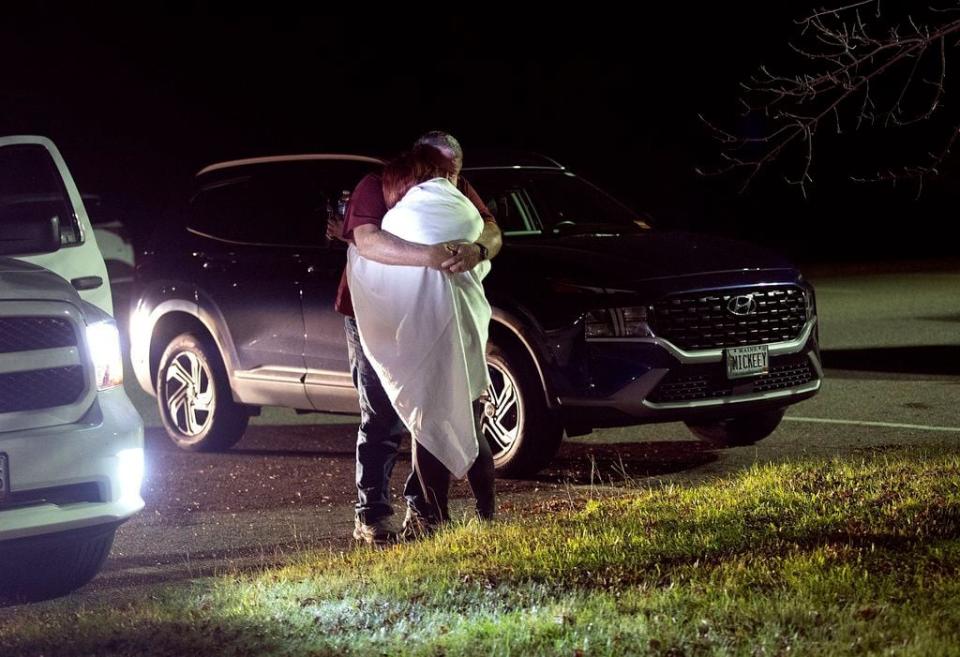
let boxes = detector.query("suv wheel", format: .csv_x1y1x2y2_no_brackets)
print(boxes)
157,332,249,452
685,408,786,446
483,341,563,478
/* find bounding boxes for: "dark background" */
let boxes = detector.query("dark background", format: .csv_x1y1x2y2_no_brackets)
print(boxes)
2,6,957,262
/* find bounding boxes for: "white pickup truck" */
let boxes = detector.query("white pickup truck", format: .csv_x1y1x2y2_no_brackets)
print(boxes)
0,135,144,598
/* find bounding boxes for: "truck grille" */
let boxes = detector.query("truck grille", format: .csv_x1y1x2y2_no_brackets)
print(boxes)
651,286,807,350
0,310,88,418
0,481,102,511
647,353,816,404
0,317,76,353
0,366,87,413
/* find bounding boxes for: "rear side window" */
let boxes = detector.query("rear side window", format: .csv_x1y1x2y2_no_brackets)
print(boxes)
188,160,376,248
0,144,82,246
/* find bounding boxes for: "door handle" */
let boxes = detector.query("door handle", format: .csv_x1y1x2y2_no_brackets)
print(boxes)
71,276,103,291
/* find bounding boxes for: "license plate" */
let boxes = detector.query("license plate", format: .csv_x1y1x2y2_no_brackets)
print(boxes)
726,344,769,379
0,453,7,500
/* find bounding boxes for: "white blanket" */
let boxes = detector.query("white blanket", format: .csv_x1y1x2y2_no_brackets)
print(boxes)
347,178,491,478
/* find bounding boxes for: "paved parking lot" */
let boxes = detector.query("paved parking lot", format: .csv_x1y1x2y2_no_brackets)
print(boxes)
9,266,960,608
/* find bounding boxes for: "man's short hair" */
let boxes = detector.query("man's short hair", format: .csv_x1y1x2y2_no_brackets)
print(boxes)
414,131,463,162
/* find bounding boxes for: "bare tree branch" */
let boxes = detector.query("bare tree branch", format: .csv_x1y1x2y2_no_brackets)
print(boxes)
702,2,960,194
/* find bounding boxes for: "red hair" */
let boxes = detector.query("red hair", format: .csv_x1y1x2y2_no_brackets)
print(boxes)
382,145,457,208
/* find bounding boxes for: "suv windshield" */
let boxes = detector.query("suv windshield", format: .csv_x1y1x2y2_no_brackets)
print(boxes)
464,169,646,235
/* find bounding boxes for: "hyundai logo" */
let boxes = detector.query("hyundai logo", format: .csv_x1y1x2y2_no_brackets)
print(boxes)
727,294,759,316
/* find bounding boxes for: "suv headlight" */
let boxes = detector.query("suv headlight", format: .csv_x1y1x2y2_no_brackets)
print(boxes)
86,321,124,390
584,306,654,339
803,286,817,322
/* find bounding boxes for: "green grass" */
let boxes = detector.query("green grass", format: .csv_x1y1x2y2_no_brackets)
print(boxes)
3,447,960,656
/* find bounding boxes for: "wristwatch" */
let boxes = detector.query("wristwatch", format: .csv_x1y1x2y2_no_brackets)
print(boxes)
474,242,489,260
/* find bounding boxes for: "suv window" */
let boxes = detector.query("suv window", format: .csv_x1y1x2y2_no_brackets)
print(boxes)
466,170,641,234
0,144,82,246
188,160,377,247
462,172,540,234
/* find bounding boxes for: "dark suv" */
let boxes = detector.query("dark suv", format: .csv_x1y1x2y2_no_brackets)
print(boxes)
130,153,821,476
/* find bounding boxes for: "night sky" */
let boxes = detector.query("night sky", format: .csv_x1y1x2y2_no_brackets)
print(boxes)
2,6,956,261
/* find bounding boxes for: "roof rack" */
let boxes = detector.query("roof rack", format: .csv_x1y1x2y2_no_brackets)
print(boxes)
196,153,384,176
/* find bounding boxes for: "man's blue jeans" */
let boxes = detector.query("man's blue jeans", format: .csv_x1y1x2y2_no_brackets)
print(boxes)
345,316,427,522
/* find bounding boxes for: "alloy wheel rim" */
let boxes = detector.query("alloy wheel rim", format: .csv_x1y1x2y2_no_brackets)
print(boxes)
164,350,214,438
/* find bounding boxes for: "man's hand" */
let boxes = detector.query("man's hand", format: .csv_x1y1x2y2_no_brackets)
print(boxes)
427,243,455,270
441,242,483,274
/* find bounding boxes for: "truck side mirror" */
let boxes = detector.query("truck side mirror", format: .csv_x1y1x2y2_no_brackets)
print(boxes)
0,213,61,256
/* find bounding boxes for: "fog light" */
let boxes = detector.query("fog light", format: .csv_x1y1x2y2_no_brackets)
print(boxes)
116,448,144,503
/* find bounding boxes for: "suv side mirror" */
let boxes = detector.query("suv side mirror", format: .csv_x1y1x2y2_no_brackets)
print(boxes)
0,214,61,256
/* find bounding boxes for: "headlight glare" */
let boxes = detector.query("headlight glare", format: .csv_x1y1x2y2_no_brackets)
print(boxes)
86,321,124,390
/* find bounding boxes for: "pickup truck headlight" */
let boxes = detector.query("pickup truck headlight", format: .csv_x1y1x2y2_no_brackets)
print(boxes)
86,321,124,390
584,306,654,339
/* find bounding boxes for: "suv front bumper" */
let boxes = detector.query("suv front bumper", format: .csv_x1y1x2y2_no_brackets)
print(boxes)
559,319,822,429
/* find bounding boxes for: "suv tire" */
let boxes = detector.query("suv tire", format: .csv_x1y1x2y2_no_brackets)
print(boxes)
157,332,248,452
685,408,786,446
483,340,563,478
